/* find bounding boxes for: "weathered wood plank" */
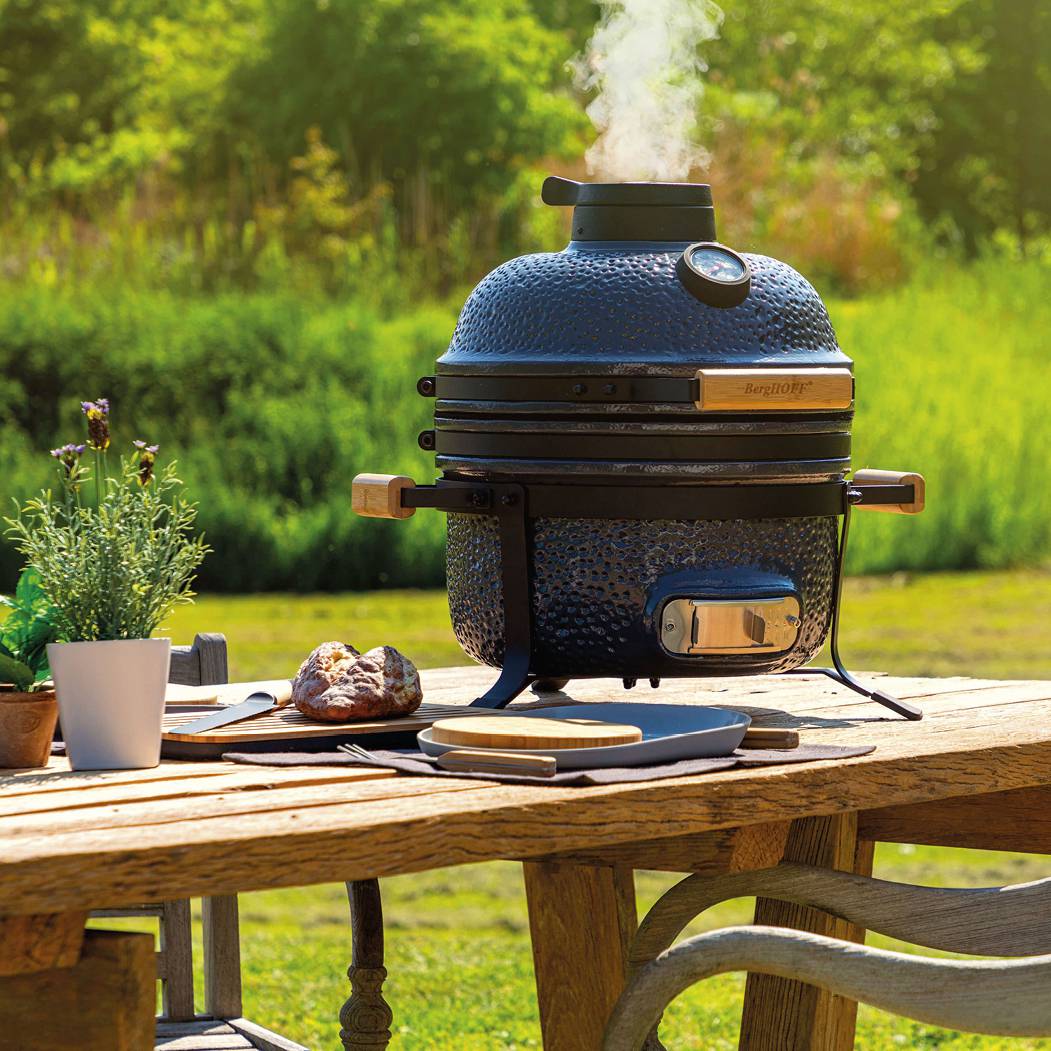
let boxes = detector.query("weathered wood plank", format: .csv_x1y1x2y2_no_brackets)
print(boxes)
203,895,242,1020
0,766,397,818
0,776,483,839
227,1017,312,1051
738,814,868,1051
542,822,790,874
0,929,155,1051
161,898,195,1021
155,1036,253,1050
155,1020,238,1035
0,762,237,798
0,910,87,976
524,861,637,1051
859,785,1051,853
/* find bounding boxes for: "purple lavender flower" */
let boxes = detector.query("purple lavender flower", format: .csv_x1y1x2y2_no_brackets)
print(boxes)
133,439,160,485
49,443,86,476
81,398,111,451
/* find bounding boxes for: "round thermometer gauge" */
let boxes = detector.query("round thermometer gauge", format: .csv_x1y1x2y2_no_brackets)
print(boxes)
676,242,752,308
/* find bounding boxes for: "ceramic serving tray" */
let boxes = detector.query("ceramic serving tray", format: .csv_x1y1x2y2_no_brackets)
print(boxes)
417,703,750,770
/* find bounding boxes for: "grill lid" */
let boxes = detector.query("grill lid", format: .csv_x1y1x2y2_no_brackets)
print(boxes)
429,176,853,481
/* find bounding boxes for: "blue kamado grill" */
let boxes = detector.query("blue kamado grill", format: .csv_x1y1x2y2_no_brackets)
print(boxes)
353,176,927,719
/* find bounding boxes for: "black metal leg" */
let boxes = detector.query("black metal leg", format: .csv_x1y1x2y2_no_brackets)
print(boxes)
472,654,535,708
791,504,923,721
472,485,536,709
341,879,393,1051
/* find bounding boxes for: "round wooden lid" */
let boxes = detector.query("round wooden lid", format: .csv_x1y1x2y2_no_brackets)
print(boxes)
430,715,643,751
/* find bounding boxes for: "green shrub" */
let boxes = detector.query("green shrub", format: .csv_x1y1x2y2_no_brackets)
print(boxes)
0,290,450,590
0,259,1047,591
839,257,1051,573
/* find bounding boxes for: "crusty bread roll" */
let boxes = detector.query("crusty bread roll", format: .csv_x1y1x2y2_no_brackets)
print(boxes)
292,641,422,722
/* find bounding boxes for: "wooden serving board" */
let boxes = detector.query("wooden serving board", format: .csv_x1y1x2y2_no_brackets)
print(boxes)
431,715,642,750
160,699,569,759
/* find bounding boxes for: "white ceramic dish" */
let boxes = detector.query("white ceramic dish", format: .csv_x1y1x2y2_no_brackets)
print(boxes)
417,703,750,770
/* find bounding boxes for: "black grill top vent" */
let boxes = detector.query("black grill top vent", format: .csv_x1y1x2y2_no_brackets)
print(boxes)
542,176,717,241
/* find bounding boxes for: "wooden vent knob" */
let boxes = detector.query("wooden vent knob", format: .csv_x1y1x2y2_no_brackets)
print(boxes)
430,716,643,751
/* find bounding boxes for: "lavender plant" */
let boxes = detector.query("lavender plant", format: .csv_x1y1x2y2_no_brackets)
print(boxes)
5,399,209,642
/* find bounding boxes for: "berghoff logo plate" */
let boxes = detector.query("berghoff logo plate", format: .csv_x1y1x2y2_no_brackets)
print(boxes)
695,368,854,411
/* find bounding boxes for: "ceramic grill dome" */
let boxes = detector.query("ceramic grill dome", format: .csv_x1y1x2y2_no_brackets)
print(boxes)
353,176,926,720
442,247,846,373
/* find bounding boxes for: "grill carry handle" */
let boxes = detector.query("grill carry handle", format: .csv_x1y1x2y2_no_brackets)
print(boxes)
850,469,926,515
351,474,416,519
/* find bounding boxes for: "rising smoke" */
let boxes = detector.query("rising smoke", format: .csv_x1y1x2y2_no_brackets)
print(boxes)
571,0,723,183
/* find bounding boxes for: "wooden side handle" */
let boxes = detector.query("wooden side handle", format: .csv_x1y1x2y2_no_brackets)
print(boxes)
852,469,926,514
437,749,557,777
351,474,416,519
695,368,853,411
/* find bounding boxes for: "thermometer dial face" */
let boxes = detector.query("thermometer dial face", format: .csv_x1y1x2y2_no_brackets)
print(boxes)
677,242,752,308
687,246,748,282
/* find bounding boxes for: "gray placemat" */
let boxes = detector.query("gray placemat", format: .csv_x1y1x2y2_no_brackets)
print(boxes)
222,743,875,786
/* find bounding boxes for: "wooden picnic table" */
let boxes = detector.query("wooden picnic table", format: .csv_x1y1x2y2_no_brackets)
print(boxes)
3,666,1051,1050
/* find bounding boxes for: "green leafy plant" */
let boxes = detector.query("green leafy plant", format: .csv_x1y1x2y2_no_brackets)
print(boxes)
0,568,58,691
5,399,209,643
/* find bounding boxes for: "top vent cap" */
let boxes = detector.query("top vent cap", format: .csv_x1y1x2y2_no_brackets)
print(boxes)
542,176,714,208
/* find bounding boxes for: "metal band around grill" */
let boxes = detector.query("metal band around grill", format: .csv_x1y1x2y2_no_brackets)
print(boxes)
426,371,854,411
432,430,851,464
404,480,849,519
432,374,697,404
402,480,913,519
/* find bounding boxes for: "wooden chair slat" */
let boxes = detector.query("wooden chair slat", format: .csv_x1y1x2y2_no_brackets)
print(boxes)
605,927,1051,1051
632,863,1051,967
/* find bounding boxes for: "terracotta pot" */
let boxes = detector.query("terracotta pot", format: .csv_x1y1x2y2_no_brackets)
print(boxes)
0,689,58,769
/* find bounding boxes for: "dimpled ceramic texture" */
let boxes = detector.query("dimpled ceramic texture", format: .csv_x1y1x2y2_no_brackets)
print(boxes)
446,513,838,676
440,247,849,371
440,231,849,678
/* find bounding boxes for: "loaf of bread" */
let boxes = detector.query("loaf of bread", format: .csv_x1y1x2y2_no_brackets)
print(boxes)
291,641,423,722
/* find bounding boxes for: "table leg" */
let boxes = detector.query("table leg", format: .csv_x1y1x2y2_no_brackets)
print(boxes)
341,878,393,1051
738,813,873,1051
524,860,637,1051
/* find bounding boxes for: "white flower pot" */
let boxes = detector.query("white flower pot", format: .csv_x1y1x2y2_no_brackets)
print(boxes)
47,638,171,771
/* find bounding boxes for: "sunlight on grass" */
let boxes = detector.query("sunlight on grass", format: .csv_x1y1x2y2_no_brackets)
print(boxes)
164,569,1051,683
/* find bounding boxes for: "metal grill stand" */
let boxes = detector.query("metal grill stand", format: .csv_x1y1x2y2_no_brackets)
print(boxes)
401,479,923,720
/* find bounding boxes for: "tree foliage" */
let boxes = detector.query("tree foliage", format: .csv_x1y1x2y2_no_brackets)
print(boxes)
913,0,1051,251
0,0,1047,288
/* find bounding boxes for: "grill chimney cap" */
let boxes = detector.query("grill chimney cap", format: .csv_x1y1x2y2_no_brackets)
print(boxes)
542,176,713,208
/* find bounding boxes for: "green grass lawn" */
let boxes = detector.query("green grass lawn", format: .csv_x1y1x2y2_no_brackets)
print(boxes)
150,570,1051,1049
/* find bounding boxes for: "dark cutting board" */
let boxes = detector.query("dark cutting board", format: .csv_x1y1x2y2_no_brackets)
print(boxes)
161,699,566,759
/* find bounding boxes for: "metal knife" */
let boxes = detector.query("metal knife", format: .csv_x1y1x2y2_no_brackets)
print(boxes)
167,691,278,735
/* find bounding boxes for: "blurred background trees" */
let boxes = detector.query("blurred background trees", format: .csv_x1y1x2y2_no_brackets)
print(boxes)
3,0,1048,296
1,0,1049,590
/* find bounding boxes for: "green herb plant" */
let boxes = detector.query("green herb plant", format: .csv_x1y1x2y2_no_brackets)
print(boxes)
0,568,59,691
5,399,209,644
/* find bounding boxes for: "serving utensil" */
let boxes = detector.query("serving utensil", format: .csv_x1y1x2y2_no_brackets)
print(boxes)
339,741,557,777
167,691,280,735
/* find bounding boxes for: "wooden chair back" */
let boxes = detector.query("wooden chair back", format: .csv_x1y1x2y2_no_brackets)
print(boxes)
94,633,242,1024
606,863,1051,1050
